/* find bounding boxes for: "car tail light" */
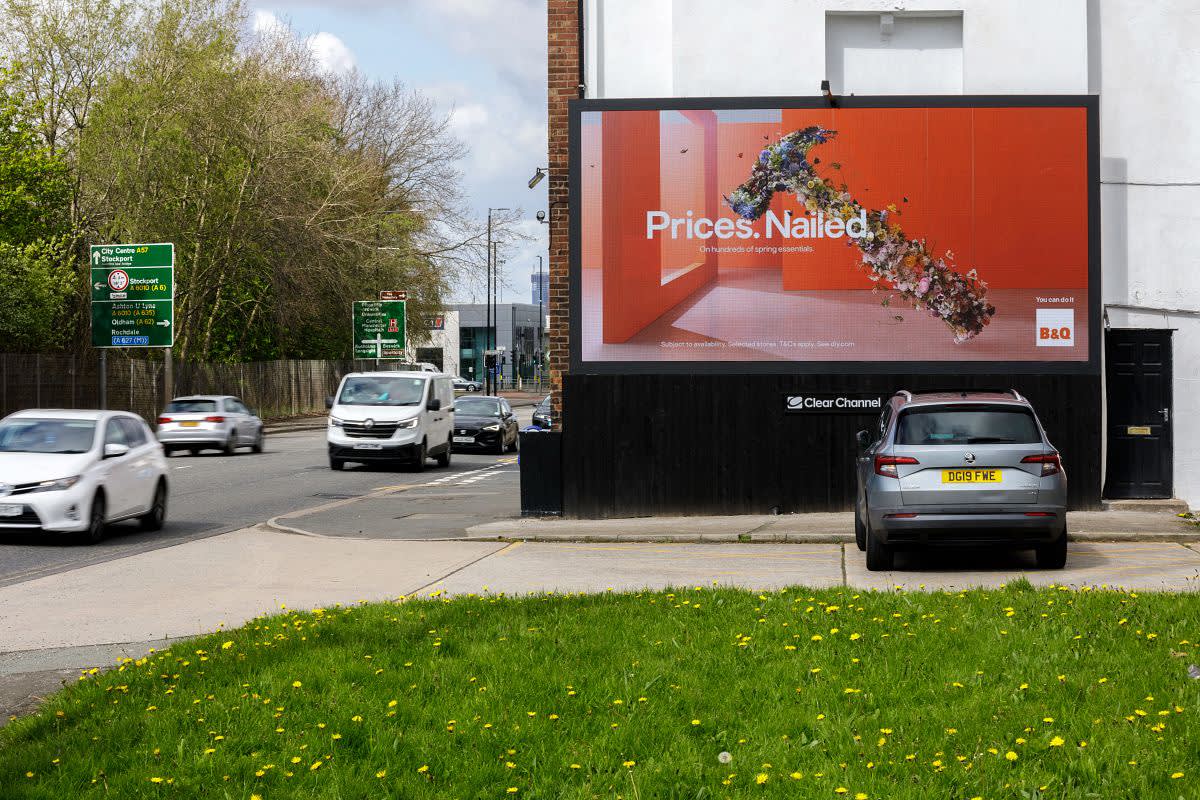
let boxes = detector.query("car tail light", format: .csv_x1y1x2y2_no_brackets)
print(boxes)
205,415,226,423
1021,452,1062,476
875,455,919,478
885,513,919,519
1024,511,1057,517
158,416,172,424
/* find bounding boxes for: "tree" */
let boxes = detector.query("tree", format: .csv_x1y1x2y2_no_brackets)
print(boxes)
0,63,70,243
0,0,506,361
0,64,74,349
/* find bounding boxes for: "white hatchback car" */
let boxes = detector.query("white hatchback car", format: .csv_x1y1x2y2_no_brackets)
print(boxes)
0,410,169,544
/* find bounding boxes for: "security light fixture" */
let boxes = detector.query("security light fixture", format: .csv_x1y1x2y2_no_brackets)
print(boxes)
528,167,547,189
536,210,547,224
821,79,838,108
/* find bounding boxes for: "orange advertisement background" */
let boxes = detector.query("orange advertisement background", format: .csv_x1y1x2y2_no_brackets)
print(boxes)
580,106,1089,355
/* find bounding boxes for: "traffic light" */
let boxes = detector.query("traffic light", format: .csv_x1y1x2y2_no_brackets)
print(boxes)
485,353,497,368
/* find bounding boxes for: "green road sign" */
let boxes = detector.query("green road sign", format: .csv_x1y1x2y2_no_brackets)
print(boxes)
90,243,174,348
353,300,406,359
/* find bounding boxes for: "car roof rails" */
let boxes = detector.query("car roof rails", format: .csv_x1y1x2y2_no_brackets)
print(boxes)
893,389,913,402
1009,388,1025,402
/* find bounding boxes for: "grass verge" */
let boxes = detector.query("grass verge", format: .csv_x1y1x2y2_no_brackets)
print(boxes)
2,584,1199,798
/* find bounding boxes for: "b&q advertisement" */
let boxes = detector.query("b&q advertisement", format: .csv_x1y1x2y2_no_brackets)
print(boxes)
573,100,1096,370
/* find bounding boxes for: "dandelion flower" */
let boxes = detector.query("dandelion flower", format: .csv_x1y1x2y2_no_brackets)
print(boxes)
692,719,701,726
718,751,733,764
1005,751,1018,761
292,681,302,688
570,764,581,770
417,765,429,773
623,760,636,768
1171,772,1184,779
376,770,387,778
1049,736,1064,747
507,788,518,794
756,773,769,784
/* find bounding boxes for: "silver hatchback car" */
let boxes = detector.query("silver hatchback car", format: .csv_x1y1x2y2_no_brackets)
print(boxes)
156,395,264,456
855,390,1068,572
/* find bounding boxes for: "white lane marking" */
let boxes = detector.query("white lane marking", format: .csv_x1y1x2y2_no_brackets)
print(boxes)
173,465,193,470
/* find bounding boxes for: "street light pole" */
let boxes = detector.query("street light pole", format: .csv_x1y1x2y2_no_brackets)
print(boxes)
486,207,509,396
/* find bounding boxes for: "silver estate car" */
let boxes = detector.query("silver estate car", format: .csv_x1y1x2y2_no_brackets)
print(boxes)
156,395,264,456
854,390,1068,572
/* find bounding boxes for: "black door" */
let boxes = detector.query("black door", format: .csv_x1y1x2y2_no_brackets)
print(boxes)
1104,329,1173,499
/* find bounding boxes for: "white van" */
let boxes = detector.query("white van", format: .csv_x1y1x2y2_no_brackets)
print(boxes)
326,371,455,471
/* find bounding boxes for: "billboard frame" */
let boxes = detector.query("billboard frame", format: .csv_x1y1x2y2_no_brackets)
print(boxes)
568,94,1100,375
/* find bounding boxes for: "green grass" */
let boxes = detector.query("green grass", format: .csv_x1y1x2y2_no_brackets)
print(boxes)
3,585,1200,799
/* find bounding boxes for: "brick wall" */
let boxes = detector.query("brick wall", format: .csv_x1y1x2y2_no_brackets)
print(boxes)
547,0,579,428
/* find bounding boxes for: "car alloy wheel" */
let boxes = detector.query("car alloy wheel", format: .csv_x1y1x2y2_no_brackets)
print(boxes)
140,482,167,532
81,494,106,545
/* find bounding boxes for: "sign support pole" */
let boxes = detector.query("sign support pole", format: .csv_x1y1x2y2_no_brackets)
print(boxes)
98,350,107,410
164,347,173,404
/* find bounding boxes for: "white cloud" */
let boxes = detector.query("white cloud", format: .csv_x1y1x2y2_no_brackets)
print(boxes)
252,8,287,36
252,10,357,75
447,103,490,138
305,31,357,74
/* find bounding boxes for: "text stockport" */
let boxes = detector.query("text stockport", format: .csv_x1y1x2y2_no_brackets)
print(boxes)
646,210,869,240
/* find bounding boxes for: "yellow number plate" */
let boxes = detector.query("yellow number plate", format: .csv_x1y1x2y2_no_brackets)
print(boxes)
941,469,1001,484
180,421,199,427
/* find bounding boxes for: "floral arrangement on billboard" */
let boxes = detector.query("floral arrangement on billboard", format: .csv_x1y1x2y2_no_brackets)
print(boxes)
726,126,996,343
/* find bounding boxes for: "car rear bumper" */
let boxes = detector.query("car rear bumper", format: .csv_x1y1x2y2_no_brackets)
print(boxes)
157,429,229,446
870,507,1065,547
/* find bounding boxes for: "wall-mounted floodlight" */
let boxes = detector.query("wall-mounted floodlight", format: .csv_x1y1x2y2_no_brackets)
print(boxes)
528,167,547,189
821,79,837,108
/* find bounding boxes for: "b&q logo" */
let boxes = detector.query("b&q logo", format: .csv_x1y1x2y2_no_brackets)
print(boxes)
1035,308,1075,348
1040,327,1071,341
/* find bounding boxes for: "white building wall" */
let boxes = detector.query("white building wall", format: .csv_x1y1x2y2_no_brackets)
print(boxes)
407,310,460,376
586,0,1087,97
583,0,1198,508
1095,0,1200,507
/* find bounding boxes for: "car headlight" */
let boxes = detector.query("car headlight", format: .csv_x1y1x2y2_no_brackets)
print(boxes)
31,476,81,493
483,424,502,431
329,416,344,427
397,418,419,429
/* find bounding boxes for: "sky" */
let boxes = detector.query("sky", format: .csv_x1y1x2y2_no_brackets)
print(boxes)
250,0,550,307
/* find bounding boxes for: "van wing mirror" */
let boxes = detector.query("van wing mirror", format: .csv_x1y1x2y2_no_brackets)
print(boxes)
855,430,871,452
428,397,442,412
325,395,335,409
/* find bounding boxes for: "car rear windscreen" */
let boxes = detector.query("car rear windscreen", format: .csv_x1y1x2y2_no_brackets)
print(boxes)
167,400,217,413
896,405,1041,446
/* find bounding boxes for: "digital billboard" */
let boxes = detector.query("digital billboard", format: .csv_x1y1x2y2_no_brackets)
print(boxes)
570,97,1098,373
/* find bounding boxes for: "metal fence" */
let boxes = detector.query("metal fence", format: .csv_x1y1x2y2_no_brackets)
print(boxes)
0,353,392,422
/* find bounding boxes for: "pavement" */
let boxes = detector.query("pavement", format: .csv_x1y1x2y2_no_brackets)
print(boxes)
462,509,1200,543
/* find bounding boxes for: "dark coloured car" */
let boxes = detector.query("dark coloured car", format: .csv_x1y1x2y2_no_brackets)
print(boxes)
451,396,519,455
531,394,552,429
